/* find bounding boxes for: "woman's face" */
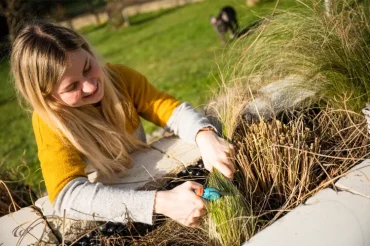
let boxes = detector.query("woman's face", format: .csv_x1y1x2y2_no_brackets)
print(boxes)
52,48,104,107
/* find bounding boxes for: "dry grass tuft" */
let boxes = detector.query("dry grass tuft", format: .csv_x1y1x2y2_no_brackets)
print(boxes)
202,105,369,245
131,219,210,246
234,106,369,230
213,0,370,114
0,168,37,217
203,1,370,244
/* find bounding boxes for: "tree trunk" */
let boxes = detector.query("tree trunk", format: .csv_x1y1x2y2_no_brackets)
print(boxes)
122,7,130,27
105,0,134,28
0,0,54,42
86,0,100,25
0,0,24,42
106,0,125,28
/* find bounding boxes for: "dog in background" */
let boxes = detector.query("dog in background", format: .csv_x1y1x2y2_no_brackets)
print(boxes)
210,6,238,44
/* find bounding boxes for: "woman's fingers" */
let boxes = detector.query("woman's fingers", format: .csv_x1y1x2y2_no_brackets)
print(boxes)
192,206,207,217
228,143,235,157
187,220,201,228
154,181,207,228
203,147,235,179
184,180,203,191
210,158,234,179
184,207,206,227
196,130,236,179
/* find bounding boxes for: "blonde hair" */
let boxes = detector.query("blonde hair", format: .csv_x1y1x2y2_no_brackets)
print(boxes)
11,21,146,177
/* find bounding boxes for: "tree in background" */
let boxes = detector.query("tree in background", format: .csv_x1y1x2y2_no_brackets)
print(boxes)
0,0,53,42
0,0,26,42
87,0,101,25
106,0,132,28
53,1,73,29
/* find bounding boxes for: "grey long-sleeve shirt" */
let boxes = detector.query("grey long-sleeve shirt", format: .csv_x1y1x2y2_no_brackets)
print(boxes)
53,102,216,225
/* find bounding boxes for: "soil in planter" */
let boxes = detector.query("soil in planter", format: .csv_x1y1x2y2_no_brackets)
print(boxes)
164,160,210,189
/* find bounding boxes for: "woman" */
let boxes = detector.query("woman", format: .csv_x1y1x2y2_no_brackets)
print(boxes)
11,21,234,227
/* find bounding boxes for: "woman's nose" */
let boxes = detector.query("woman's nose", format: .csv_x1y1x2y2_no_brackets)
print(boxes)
81,78,97,94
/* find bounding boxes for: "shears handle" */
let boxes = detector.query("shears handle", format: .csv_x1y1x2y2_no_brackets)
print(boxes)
194,187,204,197
194,187,222,201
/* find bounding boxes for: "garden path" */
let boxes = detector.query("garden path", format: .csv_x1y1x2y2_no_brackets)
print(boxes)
59,0,204,30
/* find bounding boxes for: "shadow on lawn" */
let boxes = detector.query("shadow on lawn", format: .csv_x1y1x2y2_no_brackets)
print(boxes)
130,6,181,26
80,6,181,35
79,22,108,34
236,17,266,39
0,96,16,107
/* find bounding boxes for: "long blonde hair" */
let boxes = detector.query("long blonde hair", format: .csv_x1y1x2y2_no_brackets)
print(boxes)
11,21,146,177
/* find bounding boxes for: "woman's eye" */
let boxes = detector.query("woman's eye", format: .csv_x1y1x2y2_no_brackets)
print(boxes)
67,83,78,92
83,65,92,74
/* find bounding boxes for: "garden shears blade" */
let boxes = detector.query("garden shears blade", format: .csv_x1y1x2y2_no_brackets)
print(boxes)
194,187,232,201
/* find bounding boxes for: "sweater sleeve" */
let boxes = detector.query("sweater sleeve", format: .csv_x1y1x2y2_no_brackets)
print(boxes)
107,64,181,127
164,102,218,144
53,177,156,225
107,64,218,144
32,113,87,203
33,112,156,224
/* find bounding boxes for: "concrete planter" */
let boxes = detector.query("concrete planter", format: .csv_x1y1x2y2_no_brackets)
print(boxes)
1,136,369,245
243,160,370,246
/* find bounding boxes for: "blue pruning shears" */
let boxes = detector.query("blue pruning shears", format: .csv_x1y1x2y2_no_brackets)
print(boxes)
194,187,231,201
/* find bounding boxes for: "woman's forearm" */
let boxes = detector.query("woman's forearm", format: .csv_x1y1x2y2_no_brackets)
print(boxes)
165,102,218,144
53,177,156,224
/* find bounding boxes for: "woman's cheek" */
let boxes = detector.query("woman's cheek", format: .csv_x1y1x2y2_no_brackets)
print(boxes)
61,92,81,107
90,62,101,78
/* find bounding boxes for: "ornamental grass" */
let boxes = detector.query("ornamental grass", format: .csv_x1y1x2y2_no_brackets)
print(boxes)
202,0,370,245
199,105,370,246
204,170,255,246
214,0,370,113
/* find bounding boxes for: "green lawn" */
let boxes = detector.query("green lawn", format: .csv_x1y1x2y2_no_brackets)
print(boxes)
0,0,297,191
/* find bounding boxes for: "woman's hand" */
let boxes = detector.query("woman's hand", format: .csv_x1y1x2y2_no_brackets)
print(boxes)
195,129,235,179
154,181,206,227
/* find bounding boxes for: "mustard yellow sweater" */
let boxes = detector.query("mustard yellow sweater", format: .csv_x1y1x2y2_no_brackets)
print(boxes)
32,64,181,203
